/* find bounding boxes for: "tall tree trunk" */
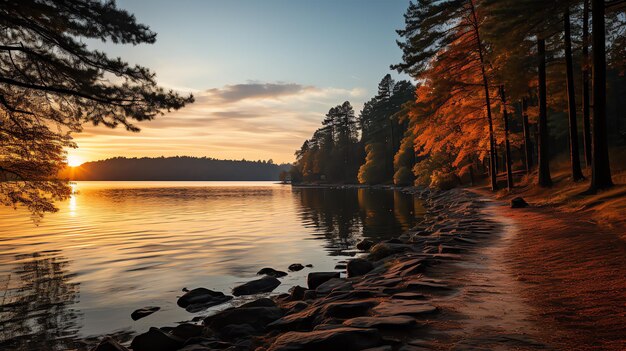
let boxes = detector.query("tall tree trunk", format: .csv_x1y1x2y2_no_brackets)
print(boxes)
589,0,613,191
582,0,592,167
522,97,533,173
564,7,585,181
469,0,498,191
537,37,552,187
500,85,514,190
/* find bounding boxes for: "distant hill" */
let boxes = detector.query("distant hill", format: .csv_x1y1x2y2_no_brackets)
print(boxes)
59,156,291,181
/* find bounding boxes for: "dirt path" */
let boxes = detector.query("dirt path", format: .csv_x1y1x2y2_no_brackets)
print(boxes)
483,196,626,350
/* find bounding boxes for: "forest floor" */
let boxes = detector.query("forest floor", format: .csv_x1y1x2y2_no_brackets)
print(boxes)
492,162,626,237
469,165,626,350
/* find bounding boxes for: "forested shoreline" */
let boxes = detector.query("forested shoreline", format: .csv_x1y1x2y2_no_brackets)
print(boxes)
59,157,291,181
292,0,626,194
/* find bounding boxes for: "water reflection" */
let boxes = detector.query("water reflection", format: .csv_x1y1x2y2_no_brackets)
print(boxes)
0,252,81,350
295,187,423,255
0,182,424,348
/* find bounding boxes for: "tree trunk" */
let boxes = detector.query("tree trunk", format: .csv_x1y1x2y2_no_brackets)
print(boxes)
521,97,533,173
500,85,514,190
469,0,498,191
537,37,552,187
588,0,613,191
582,0,592,167
564,7,585,181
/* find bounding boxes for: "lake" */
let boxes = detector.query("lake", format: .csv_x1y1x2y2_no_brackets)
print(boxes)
0,181,424,350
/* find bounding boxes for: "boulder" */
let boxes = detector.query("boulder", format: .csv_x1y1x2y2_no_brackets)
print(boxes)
130,327,184,351
347,259,374,277
405,280,452,292
391,292,427,300
204,306,283,332
177,288,232,310
510,197,529,208
356,239,374,251
267,306,321,330
90,337,129,351
240,297,277,308
315,278,353,294
232,276,281,296
307,272,340,290
321,300,378,319
131,306,160,321
267,327,381,351
372,301,438,317
288,263,305,271
368,243,415,261
170,323,205,340
218,323,259,340
257,267,288,278
289,285,307,300
343,315,416,329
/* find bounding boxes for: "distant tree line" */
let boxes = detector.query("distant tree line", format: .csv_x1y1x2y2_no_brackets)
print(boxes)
60,157,290,181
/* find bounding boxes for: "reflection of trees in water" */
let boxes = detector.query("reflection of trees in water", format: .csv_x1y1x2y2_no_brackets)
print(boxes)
296,188,418,255
0,252,82,350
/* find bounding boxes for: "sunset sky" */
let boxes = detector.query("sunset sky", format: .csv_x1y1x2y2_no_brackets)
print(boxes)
71,0,411,165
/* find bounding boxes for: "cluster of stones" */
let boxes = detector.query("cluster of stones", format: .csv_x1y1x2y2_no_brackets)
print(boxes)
91,188,498,351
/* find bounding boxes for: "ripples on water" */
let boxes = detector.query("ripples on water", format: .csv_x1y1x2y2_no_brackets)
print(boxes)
0,181,424,350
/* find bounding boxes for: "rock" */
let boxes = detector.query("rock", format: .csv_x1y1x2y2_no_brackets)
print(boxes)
178,345,212,351
391,292,427,300
368,243,415,261
303,290,316,300
307,272,340,290
232,276,281,296
268,306,321,330
288,263,305,271
315,278,353,294
334,264,347,270
405,280,452,292
267,327,381,351
181,337,233,350
347,258,374,277
219,323,259,340
510,197,529,208
170,323,204,340
343,315,416,329
131,306,160,321
289,285,307,300
362,347,393,351
240,297,277,308
356,239,374,251
177,288,233,310
130,327,184,351
305,264,314,268
90,337,129,351
257,267,288,278
372,301,438,317
321,300,378,319
204,306,283,332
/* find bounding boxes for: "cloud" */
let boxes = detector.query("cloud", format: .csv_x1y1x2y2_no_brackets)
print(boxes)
203,83,315,103
73,82,368,163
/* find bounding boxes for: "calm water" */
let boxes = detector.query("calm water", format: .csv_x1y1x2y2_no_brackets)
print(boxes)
0,181,423,350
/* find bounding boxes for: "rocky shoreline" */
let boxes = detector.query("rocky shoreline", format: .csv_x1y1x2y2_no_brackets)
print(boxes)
91,187,499,351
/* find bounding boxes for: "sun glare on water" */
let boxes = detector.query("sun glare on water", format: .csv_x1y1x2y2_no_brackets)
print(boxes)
67,155,84,167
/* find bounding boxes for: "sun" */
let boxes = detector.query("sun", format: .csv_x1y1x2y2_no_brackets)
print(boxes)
66,155,84,168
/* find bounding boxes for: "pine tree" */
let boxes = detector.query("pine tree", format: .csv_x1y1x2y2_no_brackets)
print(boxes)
0,0,193,215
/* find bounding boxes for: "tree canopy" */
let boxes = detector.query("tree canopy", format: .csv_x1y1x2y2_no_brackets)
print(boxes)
0,0,194,215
